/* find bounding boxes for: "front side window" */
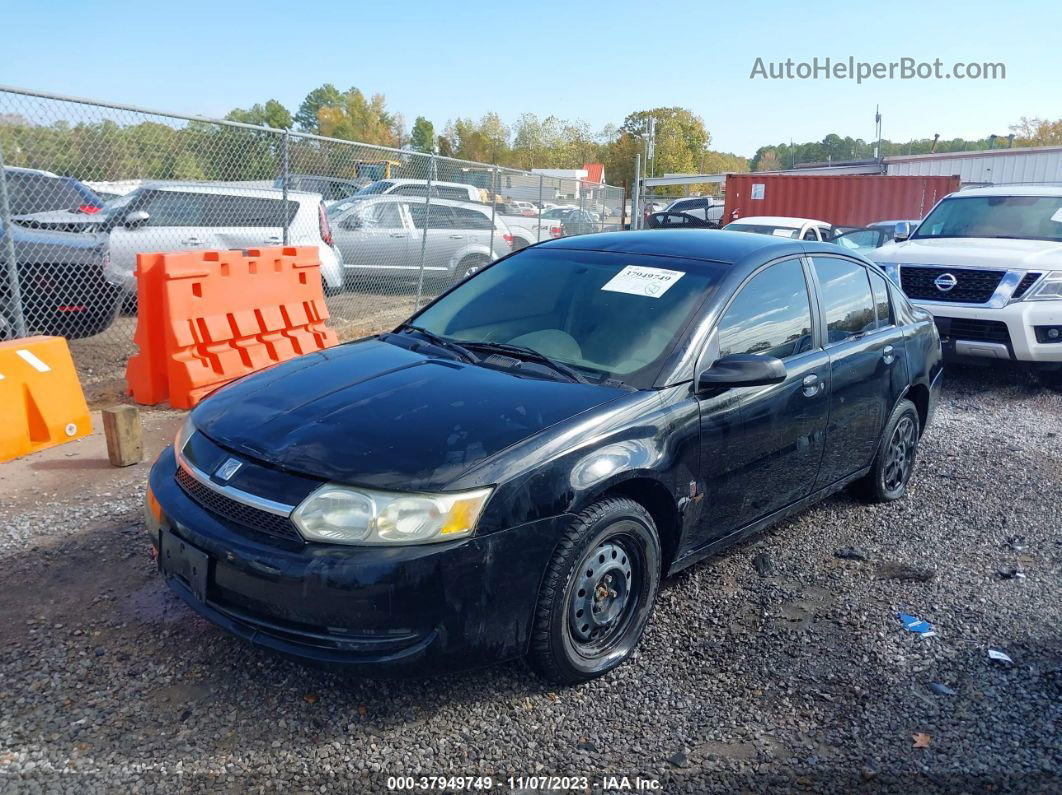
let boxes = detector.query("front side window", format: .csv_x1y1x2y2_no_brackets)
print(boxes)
363,202,403,229
412,248,722,387
717,258,814,359
812,257,877,344
140,190,207,227
913,194,1062,242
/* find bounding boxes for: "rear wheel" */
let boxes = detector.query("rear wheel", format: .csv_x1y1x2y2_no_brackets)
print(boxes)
854,398,920,503
528,497,661,685
451,254,490,285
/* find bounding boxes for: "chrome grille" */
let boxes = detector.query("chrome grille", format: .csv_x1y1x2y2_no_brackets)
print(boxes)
175,466,303,543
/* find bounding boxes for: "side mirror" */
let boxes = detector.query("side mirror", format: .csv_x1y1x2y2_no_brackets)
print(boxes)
892,221,913,241
124,210,150,229
697,353,787,391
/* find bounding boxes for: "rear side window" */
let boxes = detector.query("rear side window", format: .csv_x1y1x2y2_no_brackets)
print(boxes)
717,258,814,359
868,270,893,328
437,186,471,201
141,190,208,226
204,195,298,227
7,174,91,215
812,257,877,343
450,206,492,230
392,184,429,197
409,203,456,230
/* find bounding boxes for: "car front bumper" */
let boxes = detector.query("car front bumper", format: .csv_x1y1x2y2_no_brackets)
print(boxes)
147,446,563,676
917,300,1062,364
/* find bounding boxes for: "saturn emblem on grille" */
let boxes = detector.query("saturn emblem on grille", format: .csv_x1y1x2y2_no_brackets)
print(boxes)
934,273,958,292
214,457,243,482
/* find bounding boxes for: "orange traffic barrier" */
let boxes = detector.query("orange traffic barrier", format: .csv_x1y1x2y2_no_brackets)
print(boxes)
0,336,92,462
126,246,338,409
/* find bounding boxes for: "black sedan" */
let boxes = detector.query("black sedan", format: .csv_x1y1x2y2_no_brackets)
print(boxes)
145,230,943,683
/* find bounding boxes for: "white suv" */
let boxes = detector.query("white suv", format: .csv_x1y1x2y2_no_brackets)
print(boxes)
15,183,344,293
871,186,1062,376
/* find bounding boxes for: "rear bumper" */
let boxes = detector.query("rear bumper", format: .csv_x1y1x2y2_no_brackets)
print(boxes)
918,301,1062,364
148,446,563,676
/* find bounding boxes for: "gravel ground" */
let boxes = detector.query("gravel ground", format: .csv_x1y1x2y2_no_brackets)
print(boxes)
0,364,1059,793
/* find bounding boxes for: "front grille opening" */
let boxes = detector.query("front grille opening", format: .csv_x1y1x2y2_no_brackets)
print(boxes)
175,466,303,544
935,317,1011,344
1012,272,1043,299
900,266,1005,304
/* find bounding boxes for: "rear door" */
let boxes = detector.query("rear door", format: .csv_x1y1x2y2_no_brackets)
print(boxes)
450,204,496,254
809,255,910,489
694,257,830,546
409,203,459,272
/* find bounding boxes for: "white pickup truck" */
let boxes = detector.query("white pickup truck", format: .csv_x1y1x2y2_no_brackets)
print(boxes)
871,186,1062,386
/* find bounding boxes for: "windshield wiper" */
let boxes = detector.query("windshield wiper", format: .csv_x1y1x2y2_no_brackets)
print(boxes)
393,323,476,363
460,340,591,384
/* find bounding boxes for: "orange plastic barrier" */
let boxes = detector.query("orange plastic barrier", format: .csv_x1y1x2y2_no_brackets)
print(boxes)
0,336,92,462
126,246,338,409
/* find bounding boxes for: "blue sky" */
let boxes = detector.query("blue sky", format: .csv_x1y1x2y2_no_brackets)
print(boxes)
3,0,1058,156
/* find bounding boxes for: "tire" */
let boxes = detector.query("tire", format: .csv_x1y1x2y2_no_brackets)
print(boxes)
528,496,661,685
853,398,921,503
451,254,490,285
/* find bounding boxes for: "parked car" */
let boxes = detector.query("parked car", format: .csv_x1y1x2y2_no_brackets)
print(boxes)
355,179,484,203
871,186,1062,386
867,219,921,243
662,197,723,227
145,228,942,683
329,195,510,285
723,216,835,241
3,166,103,216
645,211,716,229
274,174,364,204
14,184,344,295
0,223,118,339
828,227,889,253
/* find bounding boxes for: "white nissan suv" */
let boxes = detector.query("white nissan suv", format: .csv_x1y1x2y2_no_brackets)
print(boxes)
871,186,1062,384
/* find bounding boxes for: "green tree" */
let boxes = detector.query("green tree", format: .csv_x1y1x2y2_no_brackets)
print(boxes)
294,84,344,133
317,88,399,147
225,100,292,129
410,116,434,152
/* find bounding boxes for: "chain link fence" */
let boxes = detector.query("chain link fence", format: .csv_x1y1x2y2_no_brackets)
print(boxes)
0,85,626,389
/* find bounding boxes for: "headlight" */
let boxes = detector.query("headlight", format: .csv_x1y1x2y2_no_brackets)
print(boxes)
175,415,196,453
291,485,493,546
1024,271,1062,301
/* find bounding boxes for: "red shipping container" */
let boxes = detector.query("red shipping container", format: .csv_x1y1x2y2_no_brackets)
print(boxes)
721,174,960,228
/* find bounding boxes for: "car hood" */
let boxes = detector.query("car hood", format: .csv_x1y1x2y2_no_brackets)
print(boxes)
872,236,1062,269
193,338,627,491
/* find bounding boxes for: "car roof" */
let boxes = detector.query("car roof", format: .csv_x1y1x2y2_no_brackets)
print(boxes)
3,166,59,177
383,178,477,190
143,182,321,200
727,215,830,227
952,185,1062,197
535,229,815,265
350,195,492,211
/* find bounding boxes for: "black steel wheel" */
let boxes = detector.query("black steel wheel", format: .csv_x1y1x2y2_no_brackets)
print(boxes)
528,496,661,684
854,398,921,503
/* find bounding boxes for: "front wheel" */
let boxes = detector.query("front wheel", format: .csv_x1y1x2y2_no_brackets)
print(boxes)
528,497,661,685
854,398,920,503
451,254,490,285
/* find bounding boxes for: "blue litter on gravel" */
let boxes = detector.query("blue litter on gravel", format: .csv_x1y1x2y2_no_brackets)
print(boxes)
898,612,936,637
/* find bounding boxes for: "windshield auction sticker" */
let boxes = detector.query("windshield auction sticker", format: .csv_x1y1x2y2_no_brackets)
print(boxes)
601,265,685,298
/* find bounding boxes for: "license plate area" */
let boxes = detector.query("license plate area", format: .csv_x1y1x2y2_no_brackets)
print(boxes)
160,529,211,604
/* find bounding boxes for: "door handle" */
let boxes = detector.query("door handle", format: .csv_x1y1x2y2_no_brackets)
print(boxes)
389,233,406,238
801,373,821,397
883,345,896,365
181,237,201,246
449,234,464,240
263,236,282,244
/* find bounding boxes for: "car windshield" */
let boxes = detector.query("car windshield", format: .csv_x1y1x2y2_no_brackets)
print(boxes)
724,223,800,238
355,180,395,196
913,195,1062,241
410,248,721,388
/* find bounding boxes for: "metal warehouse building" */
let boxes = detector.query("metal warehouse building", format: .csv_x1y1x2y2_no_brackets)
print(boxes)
883,145,1062,185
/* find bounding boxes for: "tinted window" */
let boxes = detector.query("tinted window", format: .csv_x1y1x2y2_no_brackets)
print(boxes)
204,195,297,227
438,186,472,201
812,257,877,344
7,173,95,215
409,204,456,230
141,190,207,226
392,184,429,197
868,270,892,328
450,206,492,230
717,258,813,359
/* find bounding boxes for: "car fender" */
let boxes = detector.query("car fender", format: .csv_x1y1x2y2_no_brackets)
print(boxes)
447,243,495,273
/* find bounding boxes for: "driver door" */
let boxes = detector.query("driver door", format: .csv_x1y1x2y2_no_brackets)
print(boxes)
333,200,410,274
